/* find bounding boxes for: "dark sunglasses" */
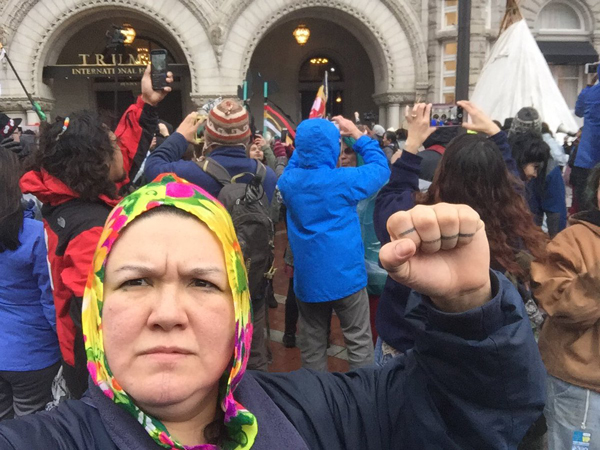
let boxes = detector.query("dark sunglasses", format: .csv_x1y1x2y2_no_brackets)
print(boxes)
342,148,354,155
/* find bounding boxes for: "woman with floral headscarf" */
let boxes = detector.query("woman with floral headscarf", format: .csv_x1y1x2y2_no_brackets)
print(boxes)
0,173,545,449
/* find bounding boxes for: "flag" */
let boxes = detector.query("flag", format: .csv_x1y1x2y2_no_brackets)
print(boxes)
309,71,328,119
264,102,296,144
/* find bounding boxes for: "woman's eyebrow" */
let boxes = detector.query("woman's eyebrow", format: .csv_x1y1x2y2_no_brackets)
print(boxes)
113,265,156,275
185,267,226,277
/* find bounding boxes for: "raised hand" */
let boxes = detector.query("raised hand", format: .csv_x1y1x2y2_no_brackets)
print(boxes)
332,115,363,140
458,100,501,136
176,112,204,143
141,65,174,107
379,203,492,313
404,103,436,154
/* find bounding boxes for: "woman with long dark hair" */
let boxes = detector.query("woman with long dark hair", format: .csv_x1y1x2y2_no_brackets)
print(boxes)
374,102,547,363
374,102,548,449
0,149,60,420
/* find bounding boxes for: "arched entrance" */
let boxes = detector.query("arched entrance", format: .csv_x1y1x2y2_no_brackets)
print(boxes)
247,18,376,126
42,14,191,128
0,0,214,125
219,0,428,129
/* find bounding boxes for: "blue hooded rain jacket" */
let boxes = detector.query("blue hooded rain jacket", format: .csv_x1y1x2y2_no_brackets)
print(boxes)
278,119,390,303
575,64,600,169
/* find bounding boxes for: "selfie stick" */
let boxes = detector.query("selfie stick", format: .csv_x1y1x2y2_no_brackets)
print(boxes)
0,42,47,122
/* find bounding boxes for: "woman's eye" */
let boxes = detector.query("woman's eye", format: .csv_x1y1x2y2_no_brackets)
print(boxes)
120,278,149,288
191,279,220,290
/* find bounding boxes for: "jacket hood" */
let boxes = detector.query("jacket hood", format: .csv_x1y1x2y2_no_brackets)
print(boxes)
82,173,256,449
569,209,600,235
19,170,119,208
20,170,78,206
294,118,340,169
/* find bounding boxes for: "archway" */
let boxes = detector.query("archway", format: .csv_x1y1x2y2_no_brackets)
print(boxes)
219,0,427,128
0,0,215,123
43,14,191,127
247,18,376,126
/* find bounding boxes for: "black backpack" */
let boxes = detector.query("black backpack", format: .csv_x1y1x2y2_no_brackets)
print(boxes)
197,157,275,302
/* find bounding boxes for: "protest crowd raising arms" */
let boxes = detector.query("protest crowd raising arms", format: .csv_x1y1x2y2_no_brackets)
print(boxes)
1,0,600,448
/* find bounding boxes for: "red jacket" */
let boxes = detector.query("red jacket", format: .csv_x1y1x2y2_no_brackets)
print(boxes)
19,97,157,368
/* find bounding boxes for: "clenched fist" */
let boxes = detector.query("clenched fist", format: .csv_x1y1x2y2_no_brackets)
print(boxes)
380,203,491,313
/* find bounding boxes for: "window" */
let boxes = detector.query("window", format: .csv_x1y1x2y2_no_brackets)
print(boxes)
550,65,584,110
538,2,583,31
442,0,458,29
441,41,457,103
299,57,342,83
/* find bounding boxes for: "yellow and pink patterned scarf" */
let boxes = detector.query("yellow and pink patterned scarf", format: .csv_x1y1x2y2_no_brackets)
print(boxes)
82,173,257,449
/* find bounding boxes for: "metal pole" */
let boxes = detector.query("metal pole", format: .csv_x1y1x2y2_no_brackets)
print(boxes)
455,0,472,101
0,44,46,121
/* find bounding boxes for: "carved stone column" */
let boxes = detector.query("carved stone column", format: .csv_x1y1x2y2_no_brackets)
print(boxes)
0,97,55,124
373,92,415,129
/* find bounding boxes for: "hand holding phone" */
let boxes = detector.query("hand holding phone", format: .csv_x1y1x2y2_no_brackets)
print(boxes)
141,65,173,106
457,101,500,136
151,49,169,90
404,104,436,154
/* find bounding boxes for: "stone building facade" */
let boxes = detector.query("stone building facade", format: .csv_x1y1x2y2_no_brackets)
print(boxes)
0,0,598,128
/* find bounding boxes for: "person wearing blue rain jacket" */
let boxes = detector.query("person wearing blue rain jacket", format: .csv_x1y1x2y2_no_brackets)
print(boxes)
573,64,600,210
278,116,390,371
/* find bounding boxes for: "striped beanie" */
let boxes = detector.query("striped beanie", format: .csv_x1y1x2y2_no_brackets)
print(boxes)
205,98,251,147
509,107,542,137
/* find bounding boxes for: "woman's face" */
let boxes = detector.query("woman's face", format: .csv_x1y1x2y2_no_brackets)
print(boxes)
523,162,541,180
102,213,235,419
248,144,264,161
339,144,357,168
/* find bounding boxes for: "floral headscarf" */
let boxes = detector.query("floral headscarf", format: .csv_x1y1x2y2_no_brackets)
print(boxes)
82,173,257,449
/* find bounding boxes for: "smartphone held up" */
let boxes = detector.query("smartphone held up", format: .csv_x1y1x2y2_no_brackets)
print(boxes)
430,104,464,128
150,49,168,91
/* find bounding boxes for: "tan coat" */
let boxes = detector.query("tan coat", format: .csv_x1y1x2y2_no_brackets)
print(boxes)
531,210,600,392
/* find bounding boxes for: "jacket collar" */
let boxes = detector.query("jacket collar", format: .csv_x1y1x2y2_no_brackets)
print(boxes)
86,374,309,450
208,146,248,158
569,209,600,232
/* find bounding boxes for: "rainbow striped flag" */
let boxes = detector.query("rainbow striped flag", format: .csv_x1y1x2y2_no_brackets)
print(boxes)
264,102,296,144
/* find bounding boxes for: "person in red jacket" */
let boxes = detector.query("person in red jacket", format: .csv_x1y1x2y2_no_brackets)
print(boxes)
19,66,173,398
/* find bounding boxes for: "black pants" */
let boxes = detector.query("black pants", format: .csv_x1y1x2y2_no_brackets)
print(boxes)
0,361,60,420
284,277,299,335
570,166,592,212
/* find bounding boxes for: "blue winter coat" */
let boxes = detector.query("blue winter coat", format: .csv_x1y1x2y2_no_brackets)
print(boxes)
278,120,390,302
0,217,60,371
575,65,600,169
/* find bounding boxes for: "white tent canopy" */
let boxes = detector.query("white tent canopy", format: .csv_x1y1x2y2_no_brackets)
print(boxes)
471,19,579,134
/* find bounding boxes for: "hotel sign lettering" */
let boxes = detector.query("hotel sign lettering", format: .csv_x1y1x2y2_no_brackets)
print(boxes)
43,57,189,80
70,66,146,76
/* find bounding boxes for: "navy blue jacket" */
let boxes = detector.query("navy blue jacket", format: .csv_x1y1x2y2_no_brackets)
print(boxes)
278,119,390,302
144,132,277,202
0,272,545,449
374,132,517,352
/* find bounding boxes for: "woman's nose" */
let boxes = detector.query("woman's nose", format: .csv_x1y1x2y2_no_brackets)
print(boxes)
147,285,189,331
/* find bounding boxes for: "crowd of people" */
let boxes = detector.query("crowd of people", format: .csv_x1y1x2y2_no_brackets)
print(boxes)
0,62,598,449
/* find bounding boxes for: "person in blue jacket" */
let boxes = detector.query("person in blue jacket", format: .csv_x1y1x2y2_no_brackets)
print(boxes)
0,149,60,420
510,131,567,238
144,99,277,204
0,174,545,449
278,116,390,371
573,66,600,210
